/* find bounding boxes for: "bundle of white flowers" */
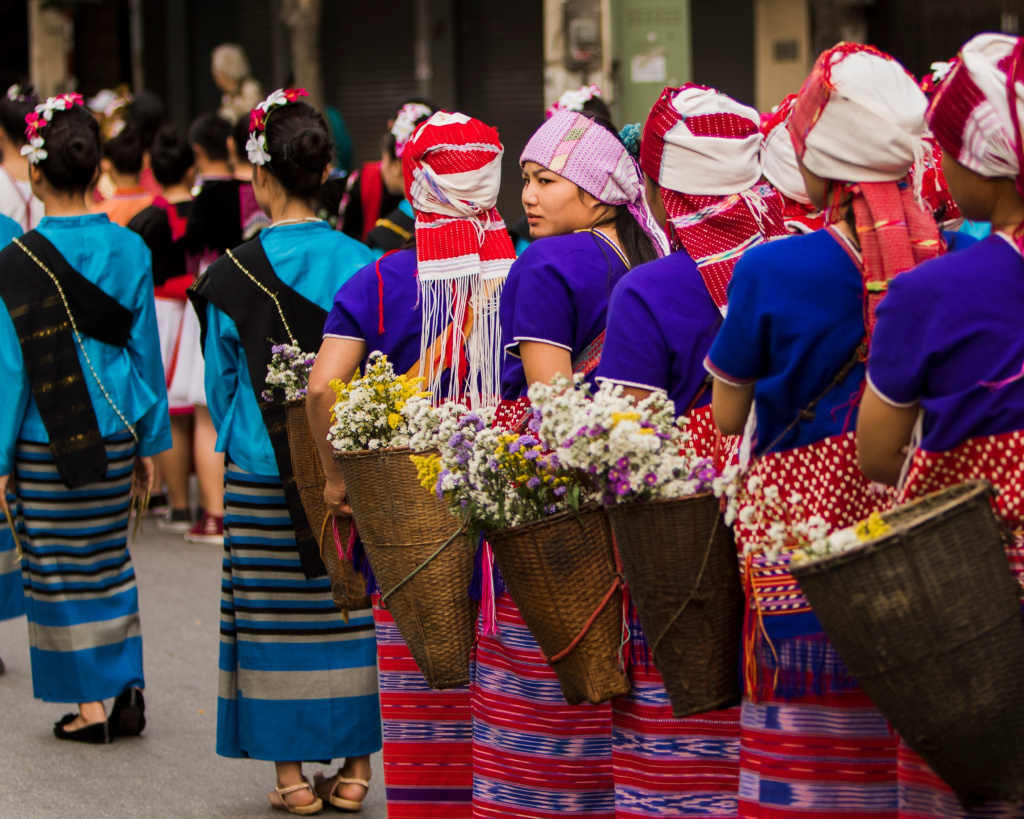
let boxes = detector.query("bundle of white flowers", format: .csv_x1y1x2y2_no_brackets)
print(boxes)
263,343,316,403
326,351,434,452
528,376,719,505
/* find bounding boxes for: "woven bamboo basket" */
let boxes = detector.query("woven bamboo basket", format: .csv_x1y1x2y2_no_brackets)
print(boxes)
791,480,1024,808
487,505,631,705
334,446,477,689
284,399,369,612
606,493,743,718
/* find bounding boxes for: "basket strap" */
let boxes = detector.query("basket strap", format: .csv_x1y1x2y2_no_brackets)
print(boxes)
380,523,468,607
540,573,623,665
649,511,721,663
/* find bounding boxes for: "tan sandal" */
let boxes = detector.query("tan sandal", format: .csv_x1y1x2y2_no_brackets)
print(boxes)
314,771,370,812
267,777,323,815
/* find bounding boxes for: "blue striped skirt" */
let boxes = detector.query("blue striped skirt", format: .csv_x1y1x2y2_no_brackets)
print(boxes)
0,492,25,622
217,462,382,762
15,436,144,703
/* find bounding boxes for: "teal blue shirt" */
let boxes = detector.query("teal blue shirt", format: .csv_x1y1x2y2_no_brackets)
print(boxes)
204,221,374,476
0,214,20,247
0,213,172,474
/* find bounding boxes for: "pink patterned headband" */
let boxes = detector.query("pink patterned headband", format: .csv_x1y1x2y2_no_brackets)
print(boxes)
521,110,668,257
22,93,85,164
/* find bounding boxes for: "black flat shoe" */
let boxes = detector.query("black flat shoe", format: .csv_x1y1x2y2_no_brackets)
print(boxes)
53,713,113,744
109,687,146,736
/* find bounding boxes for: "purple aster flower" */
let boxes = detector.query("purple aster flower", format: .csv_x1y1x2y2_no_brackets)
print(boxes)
617,457,630,471
644,473,658,486
508,440,521,454
460,498,469,507
554,485,567,497
616,480,631,495
523,449,539,460
448,432,464,447
545,504,557,515
527,476,541,489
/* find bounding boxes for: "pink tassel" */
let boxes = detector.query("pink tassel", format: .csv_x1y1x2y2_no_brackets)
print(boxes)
331,516,345,561
479,540,498,636
345,519,357,561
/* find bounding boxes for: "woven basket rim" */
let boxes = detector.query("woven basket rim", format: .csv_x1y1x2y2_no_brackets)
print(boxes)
333,445,439,462
487,502,606,539
604,491,716,516
283,397,307,408
791,479,994,578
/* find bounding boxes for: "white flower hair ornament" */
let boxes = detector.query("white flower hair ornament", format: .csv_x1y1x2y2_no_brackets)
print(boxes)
391,102,434,158
246,87,309,166
20,93,85,165
546,85,603,119
6,84,33,103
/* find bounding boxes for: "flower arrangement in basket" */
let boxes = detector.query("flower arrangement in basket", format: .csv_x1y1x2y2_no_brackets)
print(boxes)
326,351,479,690
526,376,744,717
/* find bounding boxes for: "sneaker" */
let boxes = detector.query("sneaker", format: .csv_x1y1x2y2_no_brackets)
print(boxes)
157,509,193,534
148,492,170,517
184,512,224,545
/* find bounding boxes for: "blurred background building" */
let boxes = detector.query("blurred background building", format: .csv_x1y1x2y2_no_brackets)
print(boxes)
3,0,1021,215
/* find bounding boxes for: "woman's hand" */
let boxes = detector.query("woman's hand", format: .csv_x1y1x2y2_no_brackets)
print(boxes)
324,476,353,517
0,474,10,516
132,456,154,498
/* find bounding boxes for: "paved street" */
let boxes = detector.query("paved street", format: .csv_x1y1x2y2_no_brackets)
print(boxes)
0,526,387,818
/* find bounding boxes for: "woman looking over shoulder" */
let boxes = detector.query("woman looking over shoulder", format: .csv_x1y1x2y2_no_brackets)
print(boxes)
189,89,380,815
0,93,171,743
476,110,664,819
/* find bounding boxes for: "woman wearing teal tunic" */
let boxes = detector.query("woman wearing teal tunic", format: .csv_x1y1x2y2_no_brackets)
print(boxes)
192,90,382,815
0,96,171,741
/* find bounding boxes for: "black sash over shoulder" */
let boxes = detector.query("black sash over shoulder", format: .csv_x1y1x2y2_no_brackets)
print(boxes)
189,239,328,578
0,231,132,488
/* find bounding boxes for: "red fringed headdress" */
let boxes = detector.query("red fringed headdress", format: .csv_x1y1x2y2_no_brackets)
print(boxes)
641,84,787,313
928,33,1024,247
789,43,941,333
402,111,516,408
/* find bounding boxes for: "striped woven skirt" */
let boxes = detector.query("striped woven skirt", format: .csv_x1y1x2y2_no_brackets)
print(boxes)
0,492,24,622
15,436,143,703
217,463,382,762
738,633,898,818
897,741,1024,819
372,594,474,818
472,589,615,818
612,619,740,818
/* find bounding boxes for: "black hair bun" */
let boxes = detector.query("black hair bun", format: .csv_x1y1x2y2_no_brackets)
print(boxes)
63,134,99,169
289,127,331,171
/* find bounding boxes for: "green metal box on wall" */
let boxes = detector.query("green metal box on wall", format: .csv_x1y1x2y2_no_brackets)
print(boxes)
612,0,692,126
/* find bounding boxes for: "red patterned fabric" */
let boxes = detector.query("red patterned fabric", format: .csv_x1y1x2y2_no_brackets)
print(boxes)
660,188,786,312
913,139,962,223
612,617,741,818
372,594,474,817
895,431,1024,818
686,404,740,469
641,86,787,312
734,432,896,696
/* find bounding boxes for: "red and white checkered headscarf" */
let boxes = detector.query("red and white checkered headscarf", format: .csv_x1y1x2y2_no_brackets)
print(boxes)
928,33,1024,201
760,94,824,235
640,84,786,313
402,111,516,407
789,44,941,334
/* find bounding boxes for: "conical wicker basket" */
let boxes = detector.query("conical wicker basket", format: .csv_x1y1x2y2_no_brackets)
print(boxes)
284,399,369,612
606,493,743,718
487,505,631,705
334,446,477,689
791,480,1024,808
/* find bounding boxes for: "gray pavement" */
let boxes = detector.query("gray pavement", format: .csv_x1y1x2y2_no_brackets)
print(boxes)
0,526,386,818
